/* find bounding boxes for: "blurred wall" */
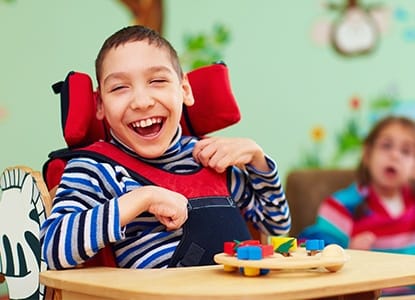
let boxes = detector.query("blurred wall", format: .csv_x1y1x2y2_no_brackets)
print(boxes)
1,0,415,182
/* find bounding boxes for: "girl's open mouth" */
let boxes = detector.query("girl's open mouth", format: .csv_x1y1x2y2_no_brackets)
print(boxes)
384,166,397,176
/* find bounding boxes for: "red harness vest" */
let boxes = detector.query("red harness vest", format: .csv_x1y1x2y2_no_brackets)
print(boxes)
45,141,252,267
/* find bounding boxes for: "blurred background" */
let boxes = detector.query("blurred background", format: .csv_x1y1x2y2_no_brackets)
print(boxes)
2,0,415,178
1,0,415,296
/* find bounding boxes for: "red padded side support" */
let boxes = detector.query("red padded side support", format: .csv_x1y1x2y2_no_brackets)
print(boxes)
66,73,108,147
182,63,240,136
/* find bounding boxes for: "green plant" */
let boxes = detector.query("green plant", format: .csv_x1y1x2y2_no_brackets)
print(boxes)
179,23,231,71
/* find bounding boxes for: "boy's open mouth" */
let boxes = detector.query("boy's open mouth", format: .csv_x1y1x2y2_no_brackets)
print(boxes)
130,117,164,137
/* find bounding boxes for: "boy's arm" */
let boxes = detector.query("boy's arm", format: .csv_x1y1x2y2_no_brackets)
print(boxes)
118,185,188,230
193,136,290,236
40,158,127,270
230,154,291,237
41,157,189,270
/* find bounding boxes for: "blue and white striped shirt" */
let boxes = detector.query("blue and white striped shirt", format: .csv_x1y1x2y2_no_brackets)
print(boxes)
41,132,290,269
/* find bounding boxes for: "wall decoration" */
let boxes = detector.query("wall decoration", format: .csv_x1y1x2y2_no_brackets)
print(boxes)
115,1,231,70
394,6,415,42
179,23,231,71
294,92,415,170
311,0,391,57
295,96,363,170
118,0,163,34
331,2,378,55
299,125,326,168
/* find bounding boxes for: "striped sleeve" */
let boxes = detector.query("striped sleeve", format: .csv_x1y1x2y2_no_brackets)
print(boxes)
40,158,128,270
231,155,291,236
298,183,365,247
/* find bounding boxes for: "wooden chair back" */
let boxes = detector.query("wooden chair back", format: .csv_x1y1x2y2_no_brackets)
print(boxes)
285,169,356,237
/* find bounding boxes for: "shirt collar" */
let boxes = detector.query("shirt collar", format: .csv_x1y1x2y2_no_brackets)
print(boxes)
109,126,183,160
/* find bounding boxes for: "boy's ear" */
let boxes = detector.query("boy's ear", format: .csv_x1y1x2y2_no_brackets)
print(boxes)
182,74,194,107
95,90,105,120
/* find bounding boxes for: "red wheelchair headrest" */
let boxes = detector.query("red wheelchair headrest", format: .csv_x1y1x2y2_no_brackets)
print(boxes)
183,63,241,136
52,62,241,148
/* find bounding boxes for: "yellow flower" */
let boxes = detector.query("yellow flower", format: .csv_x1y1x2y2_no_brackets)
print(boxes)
310,126,325,142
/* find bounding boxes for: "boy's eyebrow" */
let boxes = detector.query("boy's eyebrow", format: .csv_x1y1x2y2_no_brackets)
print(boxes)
102,66,175,85
102,72,126,85
145,65,174,74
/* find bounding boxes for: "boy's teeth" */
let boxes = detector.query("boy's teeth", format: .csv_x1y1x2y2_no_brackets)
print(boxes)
133,117,161,128
140,120,147,127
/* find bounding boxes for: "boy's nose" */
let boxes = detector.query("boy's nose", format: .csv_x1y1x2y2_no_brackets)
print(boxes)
130,89,155,110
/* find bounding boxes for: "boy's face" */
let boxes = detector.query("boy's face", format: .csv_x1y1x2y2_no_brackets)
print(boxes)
96,40,194,158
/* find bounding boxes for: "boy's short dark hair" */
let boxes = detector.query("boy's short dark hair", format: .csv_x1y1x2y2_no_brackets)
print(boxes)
95,25,183,85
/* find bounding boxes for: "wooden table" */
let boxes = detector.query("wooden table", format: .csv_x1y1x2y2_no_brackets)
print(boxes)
40,249,415,300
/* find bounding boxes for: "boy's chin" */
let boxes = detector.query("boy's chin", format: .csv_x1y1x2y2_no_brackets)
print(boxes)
133,144,170,159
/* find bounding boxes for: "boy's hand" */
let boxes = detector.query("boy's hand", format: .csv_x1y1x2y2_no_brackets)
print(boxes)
119,186,188,230
193,137,270,173
147,187,189,231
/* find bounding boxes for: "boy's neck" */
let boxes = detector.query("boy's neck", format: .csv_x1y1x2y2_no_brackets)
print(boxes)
109,127,182,159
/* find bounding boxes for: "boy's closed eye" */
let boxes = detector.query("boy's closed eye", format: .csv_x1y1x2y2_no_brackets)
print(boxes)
149,78,169,86
110,85,128,92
